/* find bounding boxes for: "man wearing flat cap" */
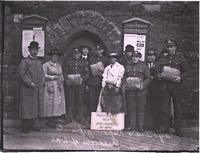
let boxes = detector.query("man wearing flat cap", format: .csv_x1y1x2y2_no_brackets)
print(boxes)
123,51,151,132
19,41,45,133
154,39,189,136
87,45,109,118
64,48,89,126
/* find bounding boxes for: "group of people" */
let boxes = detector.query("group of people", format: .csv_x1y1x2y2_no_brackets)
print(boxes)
19,39,189,137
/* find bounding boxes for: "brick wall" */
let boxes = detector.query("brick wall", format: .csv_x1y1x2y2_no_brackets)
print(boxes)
3,1,199,119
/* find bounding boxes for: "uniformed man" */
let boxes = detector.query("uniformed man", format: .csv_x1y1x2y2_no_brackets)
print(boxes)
64,48,89,125
87,45,109,117
154,39,189,136
19,41,45,133
120,44,134,67
123,51,151,132
80,45,91,121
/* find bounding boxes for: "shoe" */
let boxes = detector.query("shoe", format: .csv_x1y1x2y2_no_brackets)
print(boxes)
124,127,133,131
155,128,169,134
30,127,41,131
22,128,30,134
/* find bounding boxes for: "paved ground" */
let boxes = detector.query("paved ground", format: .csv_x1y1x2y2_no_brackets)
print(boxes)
2,119,199,151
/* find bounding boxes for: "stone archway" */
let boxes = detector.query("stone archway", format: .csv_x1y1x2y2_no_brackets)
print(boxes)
46,10,121,55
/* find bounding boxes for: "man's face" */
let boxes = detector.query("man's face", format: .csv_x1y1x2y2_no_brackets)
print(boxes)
110,57,117,64
168,45,176,55
29,48,39,57
73,52,81,59
126,51,132,58
51,54,59,63
82,48,89,56
147,55,156,62
132,56,140,63
96,49,104,57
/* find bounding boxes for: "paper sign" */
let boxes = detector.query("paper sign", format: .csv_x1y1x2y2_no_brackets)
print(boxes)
90,112,124,130
22,29,45,57
124,34,146,61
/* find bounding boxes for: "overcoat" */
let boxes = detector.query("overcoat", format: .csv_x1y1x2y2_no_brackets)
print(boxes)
40,61,66,117
19,56,45,119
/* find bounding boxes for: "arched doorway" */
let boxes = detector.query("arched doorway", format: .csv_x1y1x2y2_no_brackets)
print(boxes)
63,30,107,59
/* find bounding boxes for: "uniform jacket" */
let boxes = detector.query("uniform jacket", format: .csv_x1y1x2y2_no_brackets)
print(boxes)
119,54,132,67
154,52,189,90
19,56,45,119
124,61,151,96
40,61,66,117
102,62,125,88
64,58,89,84
87,55,109,86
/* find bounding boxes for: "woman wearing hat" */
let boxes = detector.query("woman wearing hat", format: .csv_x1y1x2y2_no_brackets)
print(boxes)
97,52,125,114
123,51,151,132
41,48,66,128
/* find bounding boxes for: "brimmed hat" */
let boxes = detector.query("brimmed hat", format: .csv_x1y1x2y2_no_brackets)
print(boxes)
73,48,81,54
125,44,134,52
80,45,91,51
47,48,63,56
96,45,104,52
132,51,142,58
146,50,157,56
28,41,40,49
165,39,177,47
108,52,119,58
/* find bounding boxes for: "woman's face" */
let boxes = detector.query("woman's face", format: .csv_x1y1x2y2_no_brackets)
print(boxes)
51,54,59,63
110,57,117,64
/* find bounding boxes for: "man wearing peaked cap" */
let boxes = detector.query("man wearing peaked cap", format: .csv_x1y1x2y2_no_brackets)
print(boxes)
86,45,109,119
123,50,151,132
154,38,189,136
64,47,89,126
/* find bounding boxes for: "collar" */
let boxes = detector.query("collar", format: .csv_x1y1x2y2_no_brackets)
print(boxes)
28,55,37,60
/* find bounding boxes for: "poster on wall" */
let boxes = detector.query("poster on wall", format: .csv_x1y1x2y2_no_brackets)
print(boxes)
123,34,146,61
22,28,45,57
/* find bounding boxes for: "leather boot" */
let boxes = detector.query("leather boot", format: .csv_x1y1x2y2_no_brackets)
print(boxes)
64,107,73,124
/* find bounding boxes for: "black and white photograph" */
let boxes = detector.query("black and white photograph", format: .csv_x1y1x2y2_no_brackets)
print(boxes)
1,1,199,151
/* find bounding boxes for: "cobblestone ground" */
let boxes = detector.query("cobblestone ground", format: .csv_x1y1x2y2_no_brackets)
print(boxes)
3,119,199,151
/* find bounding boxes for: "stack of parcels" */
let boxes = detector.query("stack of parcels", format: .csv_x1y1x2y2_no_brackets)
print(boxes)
90,62,105,76
105,79,117,86
160,66,180,81
126,77,143,90
66,74,82,86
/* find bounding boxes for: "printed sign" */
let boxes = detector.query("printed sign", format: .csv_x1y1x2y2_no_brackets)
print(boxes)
123,34,146,61
22,28,45,57
90,112,124,130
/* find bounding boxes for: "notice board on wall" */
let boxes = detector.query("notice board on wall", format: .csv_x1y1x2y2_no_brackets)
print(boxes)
22,28,45,57
123,34,146,61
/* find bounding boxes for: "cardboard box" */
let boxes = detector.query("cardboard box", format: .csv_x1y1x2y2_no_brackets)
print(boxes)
90,112,124,130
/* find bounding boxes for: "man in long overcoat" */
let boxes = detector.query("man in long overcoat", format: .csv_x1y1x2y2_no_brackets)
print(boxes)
19,41,45,133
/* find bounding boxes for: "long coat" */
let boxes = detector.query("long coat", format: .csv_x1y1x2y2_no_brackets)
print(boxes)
40,61,66,117
19,56,45,119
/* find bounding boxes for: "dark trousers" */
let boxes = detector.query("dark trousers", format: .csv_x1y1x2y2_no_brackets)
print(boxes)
126,93,147,130
21,119,36,130
158,86,183,132
88,86,101,114
66,86,85,119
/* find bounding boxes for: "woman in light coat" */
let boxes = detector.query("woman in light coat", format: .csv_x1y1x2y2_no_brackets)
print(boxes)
41,48,66,127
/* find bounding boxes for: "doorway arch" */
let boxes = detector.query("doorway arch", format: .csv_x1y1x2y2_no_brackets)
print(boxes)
47,10,121,57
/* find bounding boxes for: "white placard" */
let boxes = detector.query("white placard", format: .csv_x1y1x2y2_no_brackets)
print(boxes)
124,34,146,61
22,29,45,57
90,112,124,130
